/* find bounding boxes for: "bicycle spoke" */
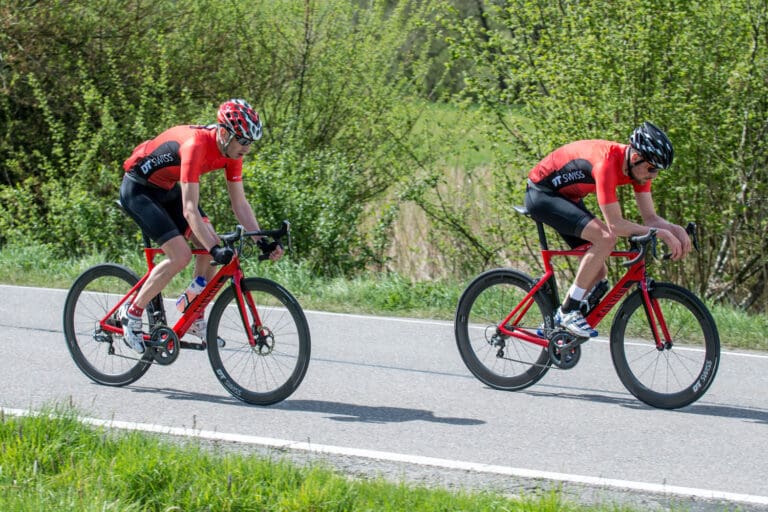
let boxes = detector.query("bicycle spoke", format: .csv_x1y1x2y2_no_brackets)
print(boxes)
611,283,719,409
456,269,553,391
63,264,153,386
207,278,310,405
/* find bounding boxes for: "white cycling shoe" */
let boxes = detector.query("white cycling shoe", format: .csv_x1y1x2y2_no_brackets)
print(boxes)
555,307,598,338
119,304,146,354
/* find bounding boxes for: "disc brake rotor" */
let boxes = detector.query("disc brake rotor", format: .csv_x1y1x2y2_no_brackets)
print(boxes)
253,325,275,355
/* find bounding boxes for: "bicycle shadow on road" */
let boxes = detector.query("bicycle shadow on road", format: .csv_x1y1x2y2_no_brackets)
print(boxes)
522,387,768,424
274,399,486,426
522,387,640,407
128,385,251,406
126,386,485,426
673,403,768,424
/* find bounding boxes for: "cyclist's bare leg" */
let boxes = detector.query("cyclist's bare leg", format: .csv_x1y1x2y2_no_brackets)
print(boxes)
556,218,616,336
132,235,192,309
188,226,217,331
189,225,217,285
573,218,615,291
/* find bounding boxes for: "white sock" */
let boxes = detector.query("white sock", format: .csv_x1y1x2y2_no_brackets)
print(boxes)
567,284,587,302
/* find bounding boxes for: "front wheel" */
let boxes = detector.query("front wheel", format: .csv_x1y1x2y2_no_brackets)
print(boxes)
207,277,310,405
455,268,554,391
610,282,720,409
62,263,154,386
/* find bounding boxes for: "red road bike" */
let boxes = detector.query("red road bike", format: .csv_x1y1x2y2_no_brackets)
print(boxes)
455,207,719,409
63,220,310,406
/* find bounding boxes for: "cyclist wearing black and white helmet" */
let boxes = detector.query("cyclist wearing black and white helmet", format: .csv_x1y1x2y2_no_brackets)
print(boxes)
524,122,691,338
117,99,282,353
628,120,674,177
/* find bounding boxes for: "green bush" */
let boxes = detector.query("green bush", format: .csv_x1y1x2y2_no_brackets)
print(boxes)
0,0,436,272
424,0,768,312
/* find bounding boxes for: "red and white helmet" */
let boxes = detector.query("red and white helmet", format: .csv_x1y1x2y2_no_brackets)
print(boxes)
217,99,262,142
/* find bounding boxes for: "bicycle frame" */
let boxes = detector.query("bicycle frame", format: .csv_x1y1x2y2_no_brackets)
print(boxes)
98,247,262,347
497,243,670,350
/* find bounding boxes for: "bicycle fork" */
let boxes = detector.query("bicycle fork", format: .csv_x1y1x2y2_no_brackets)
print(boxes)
639,279,672,351
231,271,265,350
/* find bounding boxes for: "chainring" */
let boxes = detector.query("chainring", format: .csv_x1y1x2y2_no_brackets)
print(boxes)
548,330,582,369
149,326,180,366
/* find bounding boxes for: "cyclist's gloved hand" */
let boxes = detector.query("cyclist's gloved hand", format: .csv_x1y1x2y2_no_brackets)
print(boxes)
256,238,283,260
256,238,280,253
209,245,234,265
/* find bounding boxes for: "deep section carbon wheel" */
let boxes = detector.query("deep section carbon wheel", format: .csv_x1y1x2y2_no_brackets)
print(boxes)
455,268,554,391
610,282,720,409
207,277,310,405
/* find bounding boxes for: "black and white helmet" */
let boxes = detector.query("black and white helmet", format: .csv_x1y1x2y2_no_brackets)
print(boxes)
629,121,674,169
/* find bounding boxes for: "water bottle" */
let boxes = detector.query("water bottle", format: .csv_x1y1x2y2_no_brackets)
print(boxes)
176,276,207,313
581,279,609,315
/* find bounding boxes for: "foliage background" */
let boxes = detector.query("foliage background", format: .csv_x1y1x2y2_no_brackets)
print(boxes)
1,0,766,313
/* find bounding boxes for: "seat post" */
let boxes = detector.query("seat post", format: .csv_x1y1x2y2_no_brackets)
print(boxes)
513,205,559,307
535,220,549,251
513,205,549,250
141,232,152,249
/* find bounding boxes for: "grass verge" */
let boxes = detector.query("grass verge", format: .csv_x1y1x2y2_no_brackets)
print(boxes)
1,409,625,512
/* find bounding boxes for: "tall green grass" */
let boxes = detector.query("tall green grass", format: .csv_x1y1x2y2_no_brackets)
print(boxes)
0,242,765,351
0,242,464,320
0,410,618,512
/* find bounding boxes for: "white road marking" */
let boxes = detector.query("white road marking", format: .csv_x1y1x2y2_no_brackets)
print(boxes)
3,407,767,507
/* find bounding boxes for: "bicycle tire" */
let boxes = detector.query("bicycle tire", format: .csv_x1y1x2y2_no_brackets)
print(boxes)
207,277,310,405
455,268,554,391
62,263,154,386
610,282,720,409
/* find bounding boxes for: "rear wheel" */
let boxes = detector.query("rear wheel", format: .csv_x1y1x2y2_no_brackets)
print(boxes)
455,268,554,391
207,277,310,405
610,282,720,409
62,264,154,386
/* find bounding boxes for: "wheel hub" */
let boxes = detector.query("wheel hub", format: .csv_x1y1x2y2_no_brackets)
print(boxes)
253,325,275,355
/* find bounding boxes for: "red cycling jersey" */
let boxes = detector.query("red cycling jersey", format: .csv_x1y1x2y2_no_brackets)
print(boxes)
123,125,243,190
528,140,651,206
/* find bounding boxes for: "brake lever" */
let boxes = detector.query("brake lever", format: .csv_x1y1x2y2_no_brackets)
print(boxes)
686,221,699,252
256,239,282,261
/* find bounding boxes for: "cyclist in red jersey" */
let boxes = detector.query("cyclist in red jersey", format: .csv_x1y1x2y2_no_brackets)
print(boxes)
118,99,283,353
524,122,692,338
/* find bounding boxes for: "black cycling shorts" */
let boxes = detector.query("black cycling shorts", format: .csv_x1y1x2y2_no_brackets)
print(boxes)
119,174,207,246
524,181,594,249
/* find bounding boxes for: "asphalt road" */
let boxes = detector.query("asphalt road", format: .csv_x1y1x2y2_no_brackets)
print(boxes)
1,284,767,510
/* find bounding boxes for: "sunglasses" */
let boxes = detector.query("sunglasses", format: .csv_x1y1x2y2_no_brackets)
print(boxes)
233,134,255,146
637,157,660,174
223,127,254,146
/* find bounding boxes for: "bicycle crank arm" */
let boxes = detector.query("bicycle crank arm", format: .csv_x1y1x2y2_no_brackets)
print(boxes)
180,341,207,351
553,335,589,352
